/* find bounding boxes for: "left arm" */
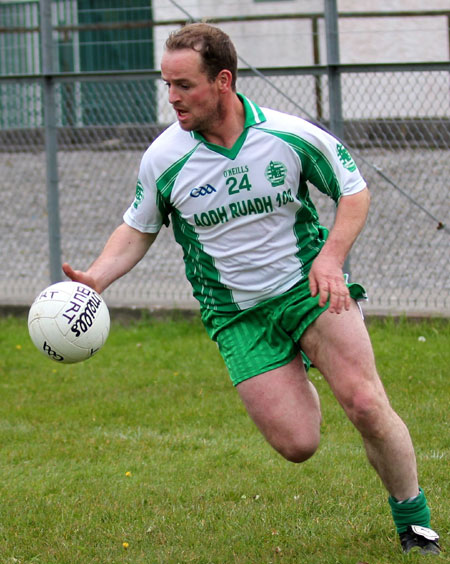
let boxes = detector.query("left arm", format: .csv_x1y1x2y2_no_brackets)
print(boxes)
308,187,370,314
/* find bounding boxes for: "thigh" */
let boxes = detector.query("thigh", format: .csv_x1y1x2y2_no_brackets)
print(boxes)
300,301,387,409
236,354,321,461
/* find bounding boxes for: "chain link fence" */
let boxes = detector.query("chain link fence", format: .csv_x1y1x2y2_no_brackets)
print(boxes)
1,3,449,316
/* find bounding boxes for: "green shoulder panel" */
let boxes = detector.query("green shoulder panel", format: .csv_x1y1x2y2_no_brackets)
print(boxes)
259,128,342,203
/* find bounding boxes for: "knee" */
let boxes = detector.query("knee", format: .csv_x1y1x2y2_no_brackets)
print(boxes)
277,434,320,464
345,389,391,438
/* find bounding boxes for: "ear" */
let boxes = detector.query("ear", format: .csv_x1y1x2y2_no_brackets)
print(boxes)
216,69,233,92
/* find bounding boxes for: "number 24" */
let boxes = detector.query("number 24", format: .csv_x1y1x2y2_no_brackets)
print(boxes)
226,174,252,195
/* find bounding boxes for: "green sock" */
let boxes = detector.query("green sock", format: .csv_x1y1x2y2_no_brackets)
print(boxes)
388,488,431,534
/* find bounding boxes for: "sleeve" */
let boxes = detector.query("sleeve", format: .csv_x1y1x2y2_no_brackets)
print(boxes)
123,148,166,234
299,121,367,202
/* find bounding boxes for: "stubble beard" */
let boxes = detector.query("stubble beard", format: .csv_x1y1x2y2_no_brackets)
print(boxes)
184,98,226,137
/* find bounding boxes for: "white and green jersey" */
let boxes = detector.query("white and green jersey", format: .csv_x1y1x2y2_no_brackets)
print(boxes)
124,94,366,312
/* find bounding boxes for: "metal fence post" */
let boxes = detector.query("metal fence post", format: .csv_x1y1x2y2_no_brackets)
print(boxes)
324,0,351,279
324,0,343,138
40,0,62,284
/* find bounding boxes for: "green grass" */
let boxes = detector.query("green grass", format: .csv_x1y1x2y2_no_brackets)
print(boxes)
0,314,448,563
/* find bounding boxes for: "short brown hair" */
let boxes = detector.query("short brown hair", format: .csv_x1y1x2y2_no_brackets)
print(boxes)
165,23,238,91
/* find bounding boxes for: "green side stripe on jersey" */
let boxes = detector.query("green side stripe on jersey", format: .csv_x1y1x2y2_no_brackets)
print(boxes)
155,144,201,224
154,147,237,311
156,143,201,196
171,209,238,312
260,128,342,202
292,200,328,273
261,128,337,272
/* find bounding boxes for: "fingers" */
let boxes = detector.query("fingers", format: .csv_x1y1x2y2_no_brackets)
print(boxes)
309,274,319,298
309,255,351,314
324,279,350,314
62,262,75,280
62,262,85,284
318,282,330,308
61,262,96,291
328,284,350,314
310,273,350,314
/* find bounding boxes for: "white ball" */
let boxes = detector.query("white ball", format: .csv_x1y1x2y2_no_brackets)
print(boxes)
28,281,110,364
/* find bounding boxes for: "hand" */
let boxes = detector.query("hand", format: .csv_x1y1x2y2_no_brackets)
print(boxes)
62,262,100,293
308,254,350,314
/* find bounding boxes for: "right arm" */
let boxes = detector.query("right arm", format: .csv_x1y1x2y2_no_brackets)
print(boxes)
62,222,157,293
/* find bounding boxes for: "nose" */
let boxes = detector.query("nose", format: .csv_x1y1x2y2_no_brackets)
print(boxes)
167,85,180,105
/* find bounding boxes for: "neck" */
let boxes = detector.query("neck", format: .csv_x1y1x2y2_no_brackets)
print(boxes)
201,94,245,148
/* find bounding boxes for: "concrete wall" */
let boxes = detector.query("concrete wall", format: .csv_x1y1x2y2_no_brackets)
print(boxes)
153,0,449,67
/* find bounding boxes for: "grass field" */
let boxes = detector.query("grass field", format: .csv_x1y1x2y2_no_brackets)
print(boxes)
0,313,448,564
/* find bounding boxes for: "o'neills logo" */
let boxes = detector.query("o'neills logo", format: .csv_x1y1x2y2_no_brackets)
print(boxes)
264,161,287,187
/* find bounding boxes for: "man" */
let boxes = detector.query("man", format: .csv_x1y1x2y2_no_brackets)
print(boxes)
63,23,440,555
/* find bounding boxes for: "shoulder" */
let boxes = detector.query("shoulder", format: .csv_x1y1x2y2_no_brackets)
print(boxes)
258,106,331,142
256,106,343,163
140,122,200,177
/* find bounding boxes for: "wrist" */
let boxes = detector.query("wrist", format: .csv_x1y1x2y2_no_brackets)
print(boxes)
317,242,347,268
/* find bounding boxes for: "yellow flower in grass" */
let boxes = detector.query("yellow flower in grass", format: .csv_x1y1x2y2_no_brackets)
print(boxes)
123,541,129,549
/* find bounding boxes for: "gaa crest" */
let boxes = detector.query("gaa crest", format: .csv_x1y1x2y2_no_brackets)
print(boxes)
264,161,287,187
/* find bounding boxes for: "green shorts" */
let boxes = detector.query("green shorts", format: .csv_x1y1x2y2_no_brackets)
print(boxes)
201,277,367,386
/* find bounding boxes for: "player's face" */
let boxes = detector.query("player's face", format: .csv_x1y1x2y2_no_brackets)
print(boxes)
161,49,225,135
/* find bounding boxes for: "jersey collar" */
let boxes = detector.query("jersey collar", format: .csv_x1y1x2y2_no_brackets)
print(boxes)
190,93,266,159
238,93,266,128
